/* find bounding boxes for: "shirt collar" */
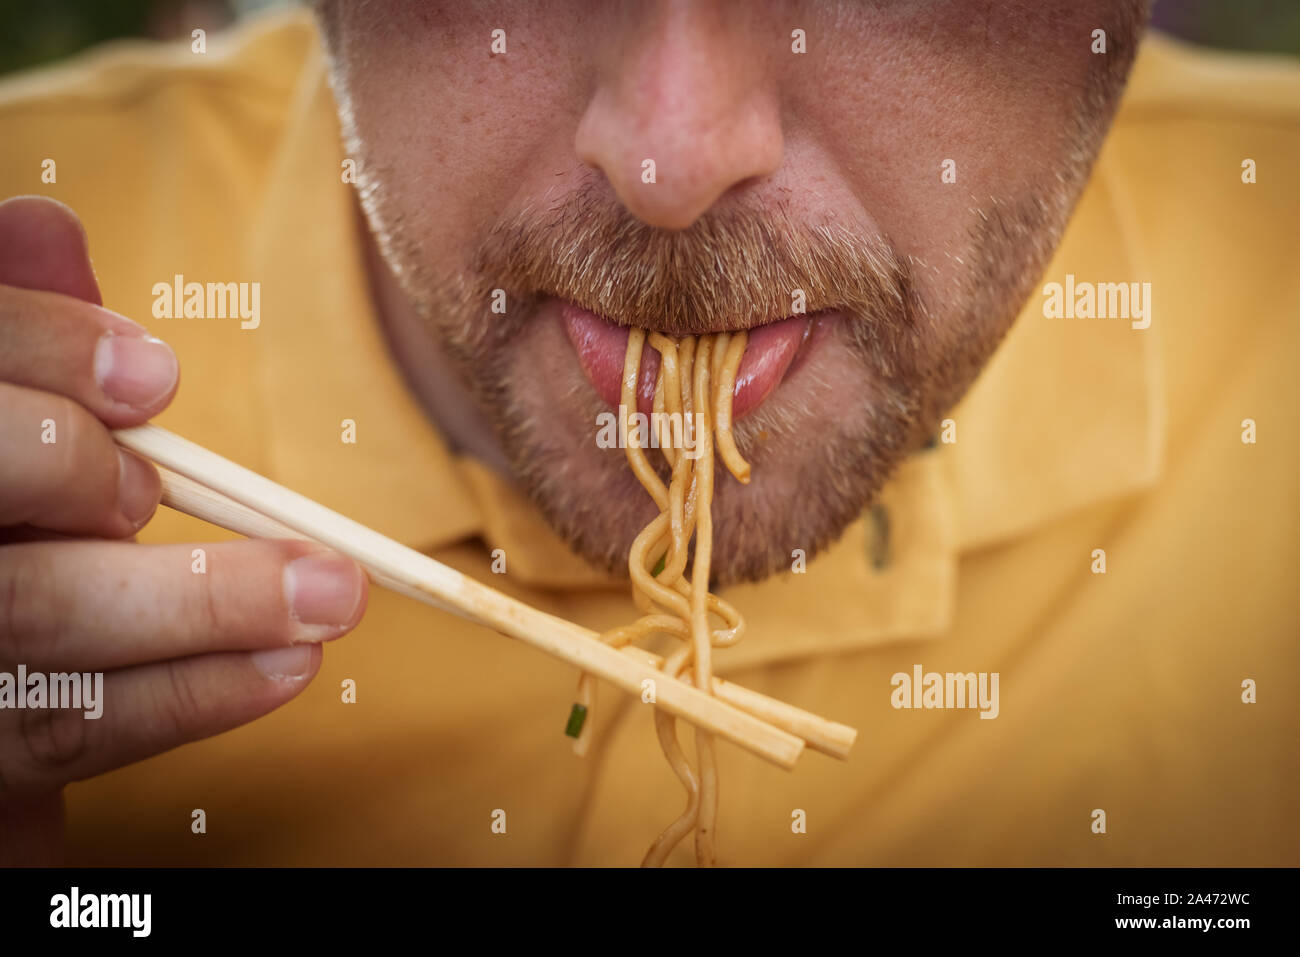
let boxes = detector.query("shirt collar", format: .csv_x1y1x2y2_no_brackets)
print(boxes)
246,39,482,553
947,143,1164,550
244,20,1163,668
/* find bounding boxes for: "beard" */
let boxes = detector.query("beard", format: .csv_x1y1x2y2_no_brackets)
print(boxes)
346,173,1066,586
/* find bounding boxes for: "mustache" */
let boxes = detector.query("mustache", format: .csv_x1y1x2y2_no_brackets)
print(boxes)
469,190,922,339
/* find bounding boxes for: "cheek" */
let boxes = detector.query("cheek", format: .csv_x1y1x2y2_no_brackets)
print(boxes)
783,1,1111,267
339,3,594,269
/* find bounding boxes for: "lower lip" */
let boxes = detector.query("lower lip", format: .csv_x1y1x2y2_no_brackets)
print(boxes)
560,303,817,419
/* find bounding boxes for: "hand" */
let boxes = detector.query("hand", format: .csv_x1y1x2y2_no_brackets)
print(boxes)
0,196,368,863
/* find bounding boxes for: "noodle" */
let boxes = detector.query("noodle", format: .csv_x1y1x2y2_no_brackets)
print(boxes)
569,327,750,867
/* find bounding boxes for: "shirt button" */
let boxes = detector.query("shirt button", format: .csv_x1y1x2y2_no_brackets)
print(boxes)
868,504,891,570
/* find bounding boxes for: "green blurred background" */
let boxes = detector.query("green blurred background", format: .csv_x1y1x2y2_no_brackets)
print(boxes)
0,0,284,75
0,0,1297,76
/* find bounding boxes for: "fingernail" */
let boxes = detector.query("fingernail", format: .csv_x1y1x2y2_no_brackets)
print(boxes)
251,645,313,680
284,553,363,630
116,448,158,528
94,333,178,409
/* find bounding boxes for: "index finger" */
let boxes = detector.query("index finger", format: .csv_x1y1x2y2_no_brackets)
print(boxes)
0,283,179,427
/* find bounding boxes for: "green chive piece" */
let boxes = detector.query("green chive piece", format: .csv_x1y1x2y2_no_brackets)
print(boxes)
564,703,588,738
652,554,666,577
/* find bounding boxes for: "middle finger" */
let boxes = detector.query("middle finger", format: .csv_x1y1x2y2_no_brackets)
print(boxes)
0,538,368,672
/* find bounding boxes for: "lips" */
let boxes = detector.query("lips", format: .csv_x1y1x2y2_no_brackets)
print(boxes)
560,302,814,419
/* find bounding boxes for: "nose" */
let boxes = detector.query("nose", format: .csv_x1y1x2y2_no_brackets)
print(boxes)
574,2,784,231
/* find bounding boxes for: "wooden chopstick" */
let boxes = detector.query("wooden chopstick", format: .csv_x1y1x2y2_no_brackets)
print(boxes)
617,645,856,760
154,463,856,760
114,424,824,769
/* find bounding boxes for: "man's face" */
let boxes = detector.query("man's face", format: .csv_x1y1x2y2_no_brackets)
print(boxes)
317,0,1145,584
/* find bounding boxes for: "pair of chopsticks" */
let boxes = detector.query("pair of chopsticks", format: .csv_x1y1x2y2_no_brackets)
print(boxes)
113,424,858,770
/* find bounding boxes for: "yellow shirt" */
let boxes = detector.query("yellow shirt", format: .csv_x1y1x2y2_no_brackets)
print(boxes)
2,9,1297,865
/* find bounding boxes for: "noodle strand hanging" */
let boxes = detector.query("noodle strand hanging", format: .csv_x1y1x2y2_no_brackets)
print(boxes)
569,328,750,867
